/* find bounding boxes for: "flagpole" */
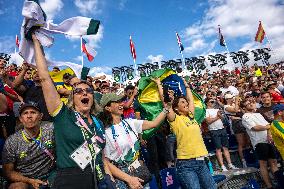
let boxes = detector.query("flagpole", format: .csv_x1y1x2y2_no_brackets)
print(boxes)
265,33,278,64
80,36,84,67
218,25,234,69
180,51,185,70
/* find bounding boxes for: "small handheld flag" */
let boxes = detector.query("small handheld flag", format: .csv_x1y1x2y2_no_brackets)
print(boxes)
15,35,20,48
255,21,265,43
81,38,97,62
175,32,184,52
218,26,225,47
130,35,136,61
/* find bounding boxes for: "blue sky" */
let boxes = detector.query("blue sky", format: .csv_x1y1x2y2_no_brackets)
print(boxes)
1,0,284,77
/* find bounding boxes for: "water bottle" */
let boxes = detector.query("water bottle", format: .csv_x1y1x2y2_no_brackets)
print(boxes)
207,158,214,175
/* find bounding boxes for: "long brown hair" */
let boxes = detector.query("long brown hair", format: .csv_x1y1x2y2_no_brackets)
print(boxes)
172,96,188,115
97,101,114,128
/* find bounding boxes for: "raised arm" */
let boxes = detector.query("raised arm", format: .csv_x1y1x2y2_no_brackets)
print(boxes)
184,79,195,116
32,34,61,114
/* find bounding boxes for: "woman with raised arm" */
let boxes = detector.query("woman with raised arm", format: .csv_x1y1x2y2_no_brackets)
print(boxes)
98,88,171,189
32,34,115,189
165,79,217,189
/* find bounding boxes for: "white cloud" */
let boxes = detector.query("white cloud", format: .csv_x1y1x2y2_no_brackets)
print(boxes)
0,36,15,54
74,55,82,62
65,25,104,49
184,38,206,53
89,66,112,75
74,0,101,16
40,0,64,20
119,0,128,10
146,54,164,63
182,0,284,63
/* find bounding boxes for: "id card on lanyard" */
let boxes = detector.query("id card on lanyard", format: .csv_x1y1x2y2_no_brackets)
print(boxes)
71,112,104,170
70,135,101,170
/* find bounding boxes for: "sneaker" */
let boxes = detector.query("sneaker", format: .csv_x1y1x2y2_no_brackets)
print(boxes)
221,165,228,172
228,164,239,170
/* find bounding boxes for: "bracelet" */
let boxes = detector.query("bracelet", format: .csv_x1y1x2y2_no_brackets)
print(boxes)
162,108,170,114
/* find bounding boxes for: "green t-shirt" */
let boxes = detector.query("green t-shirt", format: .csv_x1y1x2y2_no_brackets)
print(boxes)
52,104,105,179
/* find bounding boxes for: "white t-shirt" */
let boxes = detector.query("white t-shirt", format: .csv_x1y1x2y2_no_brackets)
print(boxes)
242,113,269,148
104,119,143,163
220,86,239,96
205,109,224,130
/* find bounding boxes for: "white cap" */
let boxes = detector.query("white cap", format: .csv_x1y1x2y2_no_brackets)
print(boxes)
224,93,234,99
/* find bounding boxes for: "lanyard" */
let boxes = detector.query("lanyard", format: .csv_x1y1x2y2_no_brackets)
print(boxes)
22,129,55,161
111,120,136,157
74,112,104,181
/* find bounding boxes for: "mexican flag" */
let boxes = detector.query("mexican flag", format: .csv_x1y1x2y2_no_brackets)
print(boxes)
138,68,206,139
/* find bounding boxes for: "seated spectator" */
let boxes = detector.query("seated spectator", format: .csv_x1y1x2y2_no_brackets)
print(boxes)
242,99,281,189
205,98,238,172
2,102,54,189
56,73,73,104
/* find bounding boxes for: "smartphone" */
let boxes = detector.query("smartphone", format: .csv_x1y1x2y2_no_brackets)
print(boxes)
163,85,171,103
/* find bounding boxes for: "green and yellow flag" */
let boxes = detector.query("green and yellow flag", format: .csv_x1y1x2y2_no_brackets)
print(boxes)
138,68,206,139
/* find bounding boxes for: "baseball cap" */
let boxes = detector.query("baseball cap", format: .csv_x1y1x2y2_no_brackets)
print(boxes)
273,104,284,115
18,102,41,115
100,93,123,107
224,93,234,99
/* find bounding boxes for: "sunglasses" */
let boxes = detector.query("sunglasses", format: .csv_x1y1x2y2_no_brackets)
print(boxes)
73,88,93,95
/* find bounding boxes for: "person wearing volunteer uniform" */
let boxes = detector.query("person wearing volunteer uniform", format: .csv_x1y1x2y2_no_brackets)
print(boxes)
31,34,115,189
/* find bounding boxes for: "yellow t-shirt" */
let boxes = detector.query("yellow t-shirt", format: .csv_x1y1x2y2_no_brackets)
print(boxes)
271,121,284,159
255,68,262,77
56,84,73,104
169,114,208,159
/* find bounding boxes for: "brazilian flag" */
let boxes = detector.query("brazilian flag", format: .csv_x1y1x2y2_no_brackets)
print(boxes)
138,68,206,140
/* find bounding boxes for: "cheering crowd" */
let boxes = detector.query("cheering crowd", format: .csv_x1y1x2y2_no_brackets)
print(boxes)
0,34,284,189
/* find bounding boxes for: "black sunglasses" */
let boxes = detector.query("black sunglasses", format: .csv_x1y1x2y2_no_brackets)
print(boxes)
73,88,93,95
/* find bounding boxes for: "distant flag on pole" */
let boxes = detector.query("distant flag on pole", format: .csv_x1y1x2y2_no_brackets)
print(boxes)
218,26,226,46
15,35,20,48
255,21,265,43
175,32,184,52
130,35,136,61
81,38,97,62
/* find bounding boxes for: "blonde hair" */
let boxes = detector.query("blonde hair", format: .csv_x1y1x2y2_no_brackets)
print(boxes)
66,83,102,115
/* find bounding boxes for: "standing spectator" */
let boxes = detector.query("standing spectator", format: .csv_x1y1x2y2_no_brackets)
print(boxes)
52,67,60,72
224,94,249,168
166,79,216,189
242,99,280,189
205,98,238,171
56,73,73,104
220,79,239,97
7,63,18,78
256,91,275,123
271,104,284,159
100,82,111,94
99,92,170,188
2,102,54,189
32,34,114,189
122,85,138,119
267,81,284,103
